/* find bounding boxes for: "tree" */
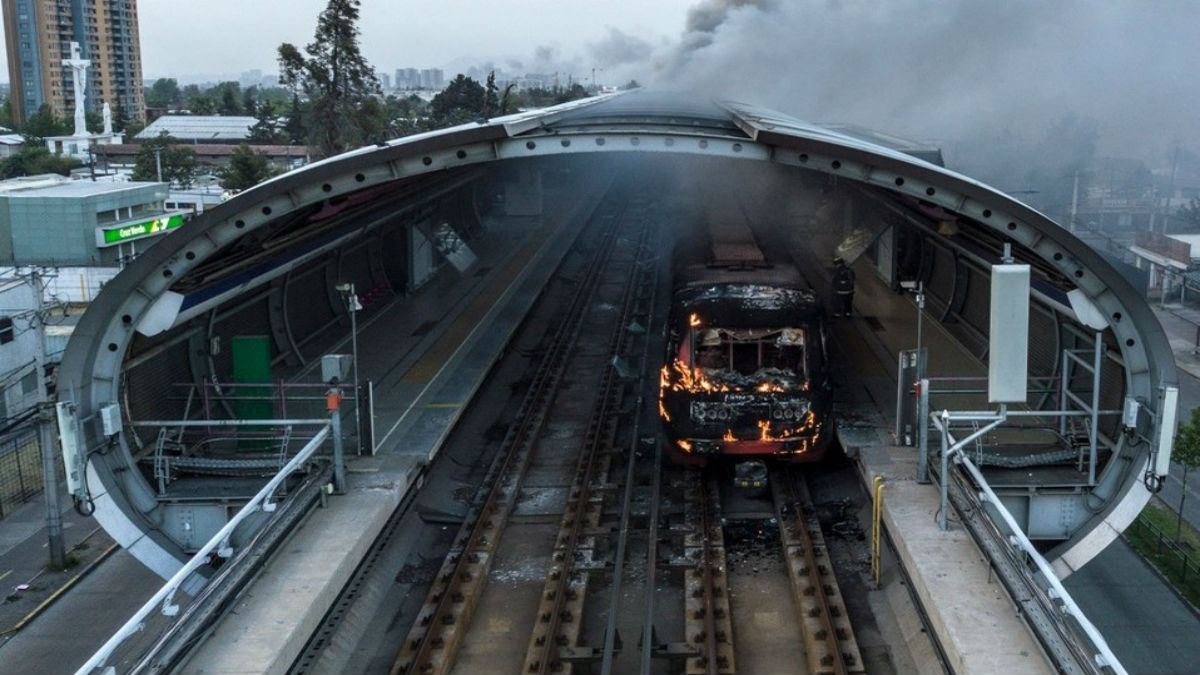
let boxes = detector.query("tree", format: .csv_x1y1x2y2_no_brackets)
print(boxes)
219,86,242,116
1177,198,1200,231
218,144,279,192
278,0,383,157
0,97,14,130
283,93,306,145
483,71,500,118
131,133,198,187
21,104,70,140
1174,407,1200,541
429,74,485,126
0,146,81,178
146,78,181,108
190,96,216,116
248,101,283,144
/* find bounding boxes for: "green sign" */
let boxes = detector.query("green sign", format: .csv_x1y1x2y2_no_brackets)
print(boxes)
98,213,184,246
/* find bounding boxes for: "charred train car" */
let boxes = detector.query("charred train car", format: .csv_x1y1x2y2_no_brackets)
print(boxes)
659,211,833,466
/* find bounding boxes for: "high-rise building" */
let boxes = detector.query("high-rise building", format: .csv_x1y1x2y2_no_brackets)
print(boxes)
2,0,145,127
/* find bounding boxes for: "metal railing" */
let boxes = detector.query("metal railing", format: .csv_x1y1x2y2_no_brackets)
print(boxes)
75,423,332,675
0,424,44,520
1126,512,1200,586
931,413,1127,675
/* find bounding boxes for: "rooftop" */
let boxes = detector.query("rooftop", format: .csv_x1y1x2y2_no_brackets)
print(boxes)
0,174,165,198
137,115,257,142
96,143,308,158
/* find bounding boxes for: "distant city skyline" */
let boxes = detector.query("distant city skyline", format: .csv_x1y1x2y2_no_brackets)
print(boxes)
0,1,695,85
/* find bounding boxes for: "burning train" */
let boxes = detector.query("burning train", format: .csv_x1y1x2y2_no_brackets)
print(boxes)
659,214,833,466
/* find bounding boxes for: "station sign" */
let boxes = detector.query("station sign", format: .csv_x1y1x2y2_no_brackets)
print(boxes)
96,213,185,247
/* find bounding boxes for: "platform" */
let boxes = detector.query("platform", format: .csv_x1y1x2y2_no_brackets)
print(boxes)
179,180,610,675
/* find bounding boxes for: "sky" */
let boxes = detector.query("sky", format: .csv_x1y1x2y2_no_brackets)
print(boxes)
137,0,697,81
2,0,1197,168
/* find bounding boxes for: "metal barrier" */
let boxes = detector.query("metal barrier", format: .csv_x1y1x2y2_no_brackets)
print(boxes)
0,424,48,520
1127,512,1200,586
931,414,1127,675
74,423,332,675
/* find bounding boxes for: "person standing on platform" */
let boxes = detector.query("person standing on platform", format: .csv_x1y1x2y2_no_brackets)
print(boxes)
833,257,855,317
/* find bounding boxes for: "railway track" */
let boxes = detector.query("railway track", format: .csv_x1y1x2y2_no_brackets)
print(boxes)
654,465,863,675
289,183,876,675
390,191,658,675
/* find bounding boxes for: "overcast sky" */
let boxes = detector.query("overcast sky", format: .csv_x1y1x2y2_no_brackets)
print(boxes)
137,0,696,80
1,0,1196,164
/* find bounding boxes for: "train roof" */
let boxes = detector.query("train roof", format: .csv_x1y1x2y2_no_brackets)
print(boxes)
674,263,807,290
674,275,821,328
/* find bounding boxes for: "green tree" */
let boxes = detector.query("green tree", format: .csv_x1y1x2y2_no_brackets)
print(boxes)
21,104,70,140
1177,198,1200,231
283,93,307,145
0,146,81,178
622,79,640,90
1174,407,1200,541
218,144,279,192
219,88,241,116
242,86,259,117
190,96,216,116
146,78,181,108
131,133,198,187
0,97,14,130
278,0,382,157
429,74,485,126
248,101,283,144
483,71,500,118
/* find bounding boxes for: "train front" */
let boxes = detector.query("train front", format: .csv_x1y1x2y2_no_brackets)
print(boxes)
659,282,832,464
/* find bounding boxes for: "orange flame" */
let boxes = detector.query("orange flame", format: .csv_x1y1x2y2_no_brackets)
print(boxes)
677,439,693,452
659,399,671,422
723,429,736,442
689,313,702,327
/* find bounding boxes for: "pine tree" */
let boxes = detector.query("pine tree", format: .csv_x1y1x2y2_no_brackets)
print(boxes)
484,71,500,118
218,144,278,192
278,0,382,157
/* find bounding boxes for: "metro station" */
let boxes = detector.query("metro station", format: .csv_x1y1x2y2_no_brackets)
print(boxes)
40,92,1192,674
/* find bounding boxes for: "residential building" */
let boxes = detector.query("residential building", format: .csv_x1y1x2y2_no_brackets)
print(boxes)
2,0,146,126
0,276,40,423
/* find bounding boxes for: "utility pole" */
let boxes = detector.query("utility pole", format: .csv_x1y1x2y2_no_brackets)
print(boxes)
30,270,66,569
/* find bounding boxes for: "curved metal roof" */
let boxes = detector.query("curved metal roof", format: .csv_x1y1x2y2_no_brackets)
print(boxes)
61,90,1175,579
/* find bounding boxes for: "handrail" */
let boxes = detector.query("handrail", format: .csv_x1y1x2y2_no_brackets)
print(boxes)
75,424,331,675
931,413,1127,675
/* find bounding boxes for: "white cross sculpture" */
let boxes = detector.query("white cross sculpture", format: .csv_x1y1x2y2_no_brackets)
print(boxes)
62,42,91,137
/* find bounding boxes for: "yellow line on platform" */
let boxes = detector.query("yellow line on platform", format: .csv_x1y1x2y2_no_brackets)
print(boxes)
0,570,10,582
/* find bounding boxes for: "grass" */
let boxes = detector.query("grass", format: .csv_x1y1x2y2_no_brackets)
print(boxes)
1124,503,1200,608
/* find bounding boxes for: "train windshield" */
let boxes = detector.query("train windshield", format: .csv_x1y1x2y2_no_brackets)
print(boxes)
686,326,812,391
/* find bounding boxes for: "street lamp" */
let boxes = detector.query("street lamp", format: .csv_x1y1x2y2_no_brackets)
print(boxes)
334,282,362,454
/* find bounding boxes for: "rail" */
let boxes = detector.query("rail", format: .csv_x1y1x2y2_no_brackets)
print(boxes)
930,413,1126,675
75,424,332,675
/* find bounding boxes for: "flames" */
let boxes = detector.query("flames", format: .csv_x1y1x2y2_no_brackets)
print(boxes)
689,312,702,327
677,439,693,452
668,359,730,393
755,381,785,393
723,429,736,442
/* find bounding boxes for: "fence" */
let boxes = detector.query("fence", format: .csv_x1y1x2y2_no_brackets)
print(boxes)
1126,511,1200,590
0,425,44,520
